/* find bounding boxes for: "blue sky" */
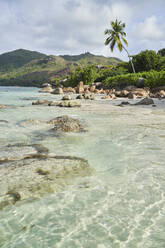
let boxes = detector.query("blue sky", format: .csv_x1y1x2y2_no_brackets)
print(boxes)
0,0,165,60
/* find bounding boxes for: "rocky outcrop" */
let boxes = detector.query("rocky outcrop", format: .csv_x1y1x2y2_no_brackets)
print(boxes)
50,115,85,132
135,97,154,105
0,155,93,209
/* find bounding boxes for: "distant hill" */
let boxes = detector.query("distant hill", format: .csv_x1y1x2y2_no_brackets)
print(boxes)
0,49,47,72
60,52,121,65
0,49,122,87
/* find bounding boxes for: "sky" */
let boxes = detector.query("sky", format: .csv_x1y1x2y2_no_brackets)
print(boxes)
0,0,165,60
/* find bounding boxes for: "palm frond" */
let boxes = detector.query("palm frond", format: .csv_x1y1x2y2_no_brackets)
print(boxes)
116,36,123,51
110,39,116,52
121,36,128,46
105,36,113,46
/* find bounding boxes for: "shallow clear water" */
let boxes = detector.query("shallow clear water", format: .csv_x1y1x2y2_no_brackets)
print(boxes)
0,87,165,247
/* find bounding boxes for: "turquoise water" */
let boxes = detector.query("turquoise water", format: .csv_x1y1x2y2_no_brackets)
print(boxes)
0,87,165,247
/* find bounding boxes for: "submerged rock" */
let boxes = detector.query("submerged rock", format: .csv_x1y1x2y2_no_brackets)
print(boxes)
0,143,49,163
18,119,45,127
49,115,86,132
0,155,94,209
0,120,8,123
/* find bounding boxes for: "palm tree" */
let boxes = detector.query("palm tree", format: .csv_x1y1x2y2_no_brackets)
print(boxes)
104,19,135,73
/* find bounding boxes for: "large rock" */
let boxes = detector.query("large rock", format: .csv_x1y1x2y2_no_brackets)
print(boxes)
76,81,84,94
120,90,129,97
135,97,154,105
39,86,53,93
62,95,72,101
63,87,76,94
0,155,93,209
50,115,85,132
0,104,6,109
51,87,63,94
128,92,137,99
89,85,96,92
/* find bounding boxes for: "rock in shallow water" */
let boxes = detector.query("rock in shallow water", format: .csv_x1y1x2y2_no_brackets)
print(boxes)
49,115,86,132
58,100,81,107
135,97,154,105
0,155,94,209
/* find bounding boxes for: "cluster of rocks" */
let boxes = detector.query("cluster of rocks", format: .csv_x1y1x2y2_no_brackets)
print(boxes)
76,93,95,100
48,81,106,95
32,99,81,108
39,81,165,100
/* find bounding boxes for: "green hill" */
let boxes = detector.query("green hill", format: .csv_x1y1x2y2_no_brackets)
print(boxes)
0,49,47,72
0,49,121,87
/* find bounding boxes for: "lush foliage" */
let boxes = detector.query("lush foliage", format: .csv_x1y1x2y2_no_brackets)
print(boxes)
66,65,99,87
158,48,165,57
131,50,159,72
104,70,165,88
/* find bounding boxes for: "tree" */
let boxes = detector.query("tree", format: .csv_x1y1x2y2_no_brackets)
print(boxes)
132,50,159,72
104,19,135,73
158,48,165,57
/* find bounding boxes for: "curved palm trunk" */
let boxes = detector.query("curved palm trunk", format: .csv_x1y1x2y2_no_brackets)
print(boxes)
123,46,135,73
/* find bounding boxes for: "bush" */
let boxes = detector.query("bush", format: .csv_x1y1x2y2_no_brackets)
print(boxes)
104,70,165,88
66,65,99,87
132,50,159,72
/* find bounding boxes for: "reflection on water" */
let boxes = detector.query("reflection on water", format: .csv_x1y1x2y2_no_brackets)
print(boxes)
0,87,165,247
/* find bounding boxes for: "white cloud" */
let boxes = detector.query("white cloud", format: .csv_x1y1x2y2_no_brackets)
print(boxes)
0,0,164,59
132,16,164,40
